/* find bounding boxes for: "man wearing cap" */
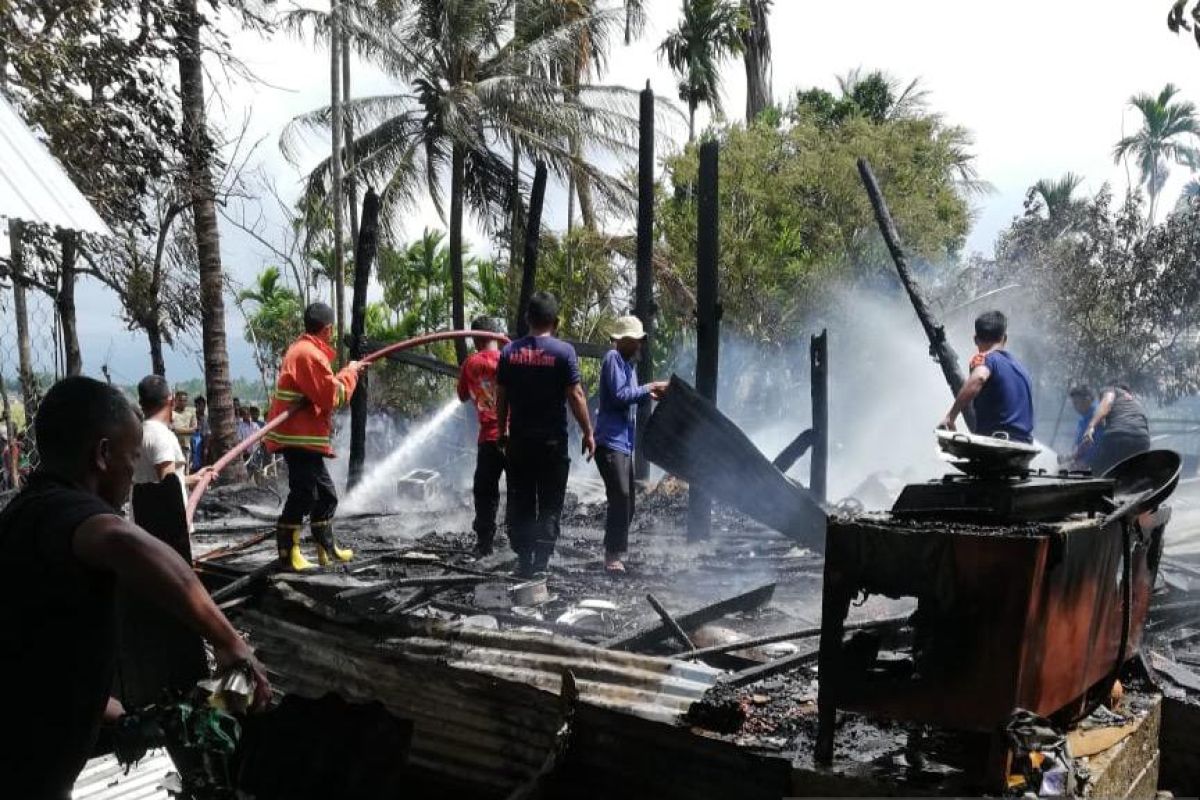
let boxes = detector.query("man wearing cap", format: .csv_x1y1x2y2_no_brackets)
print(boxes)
594,316,668,573
497,291,596,577
457,316,506,557
265,302,367,570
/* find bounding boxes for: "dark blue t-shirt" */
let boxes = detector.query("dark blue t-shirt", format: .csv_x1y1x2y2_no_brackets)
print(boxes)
972,350,1035,443
498,335,581,441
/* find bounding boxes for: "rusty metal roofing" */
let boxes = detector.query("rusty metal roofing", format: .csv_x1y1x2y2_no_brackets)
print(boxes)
239,581,722,796
0,94,111,236
71,750,173,800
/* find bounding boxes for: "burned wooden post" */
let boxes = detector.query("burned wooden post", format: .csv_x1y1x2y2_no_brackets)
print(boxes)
810,329,829,503
347,188,381,490
688,141,720,541
633,81,657,480
856,158,974,431
516,161,548,337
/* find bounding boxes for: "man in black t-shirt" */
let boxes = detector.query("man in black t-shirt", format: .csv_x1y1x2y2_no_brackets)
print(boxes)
0,377,271,799
497,292,596,577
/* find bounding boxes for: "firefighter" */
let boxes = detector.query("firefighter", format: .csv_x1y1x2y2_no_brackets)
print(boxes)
266,302,366,570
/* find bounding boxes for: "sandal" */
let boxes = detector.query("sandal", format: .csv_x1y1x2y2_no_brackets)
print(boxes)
605,559,627,574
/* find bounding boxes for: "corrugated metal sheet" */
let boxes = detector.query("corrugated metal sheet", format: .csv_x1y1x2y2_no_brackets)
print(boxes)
239,581,722,797
0,94,111,235
72,750,173,800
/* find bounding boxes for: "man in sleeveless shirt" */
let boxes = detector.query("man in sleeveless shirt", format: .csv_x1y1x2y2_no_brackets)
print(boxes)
939,310,1035,443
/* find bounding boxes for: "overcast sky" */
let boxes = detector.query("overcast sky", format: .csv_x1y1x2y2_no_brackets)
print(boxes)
35,0,1200,385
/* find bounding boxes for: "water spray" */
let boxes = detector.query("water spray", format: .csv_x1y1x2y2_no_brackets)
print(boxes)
185,329,509,522
340,399,461,514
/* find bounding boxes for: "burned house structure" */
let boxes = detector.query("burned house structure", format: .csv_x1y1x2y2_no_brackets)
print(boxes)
49,110,1200,800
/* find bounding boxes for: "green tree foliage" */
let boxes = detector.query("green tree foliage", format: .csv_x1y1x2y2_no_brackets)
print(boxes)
659,0,746,141
1113,84,1200,221
971,187,1200,401
1031,172,1087,233
1,0,178,225
1168,1,1200,47
236,267,304,387
655,86,975,344
285,0,641,362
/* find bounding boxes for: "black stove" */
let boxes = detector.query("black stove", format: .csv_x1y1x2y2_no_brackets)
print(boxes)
891,469,1115,524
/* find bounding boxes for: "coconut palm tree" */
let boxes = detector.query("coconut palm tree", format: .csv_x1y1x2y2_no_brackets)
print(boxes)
286,0,640,362
1114,83,1200,222
174,0,242,477
1032,172,1086,230
660,0,746,142
741,0,772,124
836,68,929,123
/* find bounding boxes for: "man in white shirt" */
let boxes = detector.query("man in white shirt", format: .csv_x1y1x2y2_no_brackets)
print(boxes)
136,376,211,524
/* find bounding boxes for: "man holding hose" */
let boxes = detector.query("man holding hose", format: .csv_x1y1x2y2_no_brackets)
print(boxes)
265,302,366,570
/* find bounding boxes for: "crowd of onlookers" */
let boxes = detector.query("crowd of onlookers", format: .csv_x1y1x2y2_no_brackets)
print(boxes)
167,389,269,475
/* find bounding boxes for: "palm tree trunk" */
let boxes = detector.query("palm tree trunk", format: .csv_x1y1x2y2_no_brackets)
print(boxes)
450,144,468,364
147,321,166,377
55,231,82,376
508,135,523,327
742,0,772,124
688,100,697,142
176,0,243,479
573,133,597,231
330,0,346,364
342,30,359,246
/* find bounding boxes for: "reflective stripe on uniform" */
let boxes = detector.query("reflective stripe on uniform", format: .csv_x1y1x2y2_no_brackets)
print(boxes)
274,388,304,402
264,432,331,447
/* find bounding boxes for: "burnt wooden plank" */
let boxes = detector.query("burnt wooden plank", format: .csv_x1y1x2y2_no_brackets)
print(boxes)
643,375,826,549
603,583,776,652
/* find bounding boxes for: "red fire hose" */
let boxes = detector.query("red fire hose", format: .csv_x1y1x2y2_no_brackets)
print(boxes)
185,329,510,522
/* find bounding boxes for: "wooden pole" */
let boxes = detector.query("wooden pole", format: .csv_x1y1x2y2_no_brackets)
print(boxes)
8,220,38,419
688,141,720,541
347,188,380,489
330,0,346,364
809,329,828,503
856,158,975,431
633,81,656,480
516,161,547,337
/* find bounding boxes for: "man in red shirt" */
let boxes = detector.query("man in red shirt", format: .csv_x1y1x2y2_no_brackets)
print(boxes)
457,316,505,556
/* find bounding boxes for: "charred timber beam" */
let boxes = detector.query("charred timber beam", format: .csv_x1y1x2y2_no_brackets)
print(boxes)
563,339,612,361
603,582,775,653
210,560,279,603
358,342,460,379
689,140,721,541
810,329,829,502
643,376,826,548
685,615,908,660
646,593,695,651
634,82,657,480
516,161,548,336
722,642,820,687
772,429,815,473
347,188,381,488
856,159,975,432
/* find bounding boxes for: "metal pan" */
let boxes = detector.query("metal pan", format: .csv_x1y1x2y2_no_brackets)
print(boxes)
1103,449,1182,512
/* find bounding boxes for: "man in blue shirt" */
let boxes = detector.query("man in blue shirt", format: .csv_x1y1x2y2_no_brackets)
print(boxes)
594,316,668,574
1068,385,1103,468
939,310,1035,443
497,292,596,577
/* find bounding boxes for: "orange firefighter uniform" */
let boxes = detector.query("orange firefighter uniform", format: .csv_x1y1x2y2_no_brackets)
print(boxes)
267,333,359,570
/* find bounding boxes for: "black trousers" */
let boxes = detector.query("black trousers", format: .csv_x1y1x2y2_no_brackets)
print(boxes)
279,448,338,525
506,437,569,565
1092,432,1151,475
473,441,506,546
595,445,635,555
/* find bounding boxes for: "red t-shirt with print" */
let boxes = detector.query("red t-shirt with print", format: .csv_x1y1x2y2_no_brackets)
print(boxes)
457,349,501,443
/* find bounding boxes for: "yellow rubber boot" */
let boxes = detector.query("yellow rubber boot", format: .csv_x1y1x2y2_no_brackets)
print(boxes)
286,528,314,572
312,520,353,566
